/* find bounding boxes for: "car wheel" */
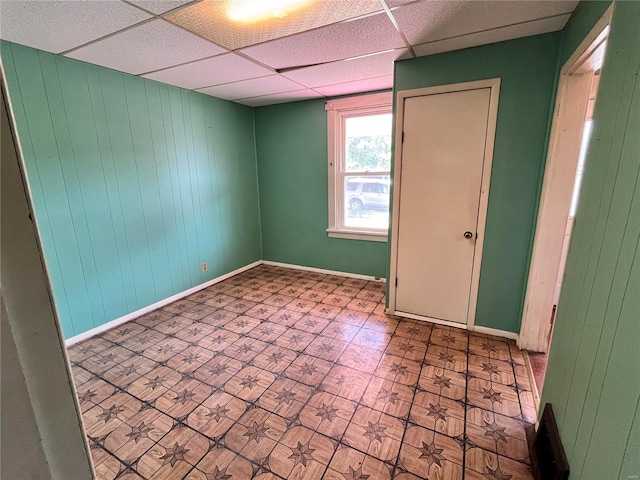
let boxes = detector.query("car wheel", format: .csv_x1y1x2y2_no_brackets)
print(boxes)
349,198,364,211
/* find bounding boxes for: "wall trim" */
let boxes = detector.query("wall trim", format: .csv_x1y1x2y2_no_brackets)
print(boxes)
262,260,386,283
65,260,262,346
472,325,519,341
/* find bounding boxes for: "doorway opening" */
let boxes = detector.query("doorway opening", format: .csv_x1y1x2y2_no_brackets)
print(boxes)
519,8,611,405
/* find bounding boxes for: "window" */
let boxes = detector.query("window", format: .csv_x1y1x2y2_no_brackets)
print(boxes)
326,92,392,242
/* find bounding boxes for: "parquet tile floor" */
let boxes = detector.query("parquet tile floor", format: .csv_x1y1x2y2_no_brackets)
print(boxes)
68,264,537,480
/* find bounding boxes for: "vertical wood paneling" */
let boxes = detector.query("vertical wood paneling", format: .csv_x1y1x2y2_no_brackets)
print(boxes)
541,3,640,479
1,41,262,338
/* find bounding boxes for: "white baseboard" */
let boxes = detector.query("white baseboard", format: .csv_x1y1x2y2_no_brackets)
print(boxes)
262,260,386,283
471,325,519,341
65,260,263,346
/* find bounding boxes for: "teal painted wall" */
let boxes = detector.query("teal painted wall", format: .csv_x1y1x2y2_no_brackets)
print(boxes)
253,99,388,278
392,33,561,333
1,41,262,339
541,2,640,479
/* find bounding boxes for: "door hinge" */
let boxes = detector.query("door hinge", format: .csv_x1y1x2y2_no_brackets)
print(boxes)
401,131,405,143
395,278,398,286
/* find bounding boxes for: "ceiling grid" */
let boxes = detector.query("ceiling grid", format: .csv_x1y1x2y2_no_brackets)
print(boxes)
0,0,578,106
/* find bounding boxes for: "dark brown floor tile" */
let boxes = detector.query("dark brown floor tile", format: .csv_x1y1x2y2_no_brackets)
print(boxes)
418,365,466,401
224,299,258,315
102,323,146,343
224,336,268,362
343,406,404,462
424,344,468,373
394,321,432,342
204,293,236,308
299,392,356,439
200,309,238,328
409,391,465,438
185,290,217,303
361,378,413,419
155,378,212,418
284,355,332,386
162,299,199,315
351,328,393,351
304,336,348,362
224,365,276,401
137,426,208,480
375,355,421,386
259,377,312,418
120,330,166,353
468,354,516,385
274,329,315,352
245,303,280,320
338,345,383,373
465,447,533,480
102,356,158,388
187,391,247,439
385,337,427,362
319,320,361,342
252,345,298,373
142,337,189,362
105,407,173,463
81,345,135,375
134,310,174,329
293,315,330,334
429,326,468,352
223,316,262,336
466,407,530,464
126,365,182,402
166,346,215,374
188,447,254,480
224,407,287,460
398,426,463,480
269,426,334,480
323,365,372,402
199,330,240,353
174,322,218,342
193,354,243,387
333,309,368,326
325,446,392,480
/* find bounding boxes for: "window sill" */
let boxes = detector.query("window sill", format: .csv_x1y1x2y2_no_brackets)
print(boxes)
326,229,388,243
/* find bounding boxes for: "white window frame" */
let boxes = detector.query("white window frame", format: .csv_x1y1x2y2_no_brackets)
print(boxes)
325,92,392,242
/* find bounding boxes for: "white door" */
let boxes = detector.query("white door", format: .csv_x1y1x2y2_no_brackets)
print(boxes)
395,88,491,324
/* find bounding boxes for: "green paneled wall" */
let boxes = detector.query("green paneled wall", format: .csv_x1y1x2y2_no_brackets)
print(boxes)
253,99,388,278
1,41,262,339
541,2,640,479
392,33,561,333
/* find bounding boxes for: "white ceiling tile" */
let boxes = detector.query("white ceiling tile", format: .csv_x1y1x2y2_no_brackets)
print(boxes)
66,19,227,75
126,0,196,15
413,14,572,57
196,75,304,100
314,75,393,97
235,89,323,107
164,0,385,50
240,12,405,70
391,0,578,46
0,0,151,54
281,49,404,88
142,53,273,89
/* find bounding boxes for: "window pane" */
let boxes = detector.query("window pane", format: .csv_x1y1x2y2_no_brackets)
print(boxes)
344,175,390,230
345,113,392,172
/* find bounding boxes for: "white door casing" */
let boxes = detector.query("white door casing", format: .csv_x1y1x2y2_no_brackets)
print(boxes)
518,7,611,353
389,79,501,329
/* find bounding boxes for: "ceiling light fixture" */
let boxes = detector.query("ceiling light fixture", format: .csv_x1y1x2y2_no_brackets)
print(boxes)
227,0,310,23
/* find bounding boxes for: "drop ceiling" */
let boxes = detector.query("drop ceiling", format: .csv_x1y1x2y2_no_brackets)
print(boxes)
0,0,579,107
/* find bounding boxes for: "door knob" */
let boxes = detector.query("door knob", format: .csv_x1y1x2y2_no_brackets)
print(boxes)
464,231,473,239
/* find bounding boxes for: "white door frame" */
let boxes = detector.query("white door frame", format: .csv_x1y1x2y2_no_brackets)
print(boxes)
518,7,612,352
388,78,501,330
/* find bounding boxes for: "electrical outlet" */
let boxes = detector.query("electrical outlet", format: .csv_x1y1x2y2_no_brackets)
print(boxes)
201,262,207,272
